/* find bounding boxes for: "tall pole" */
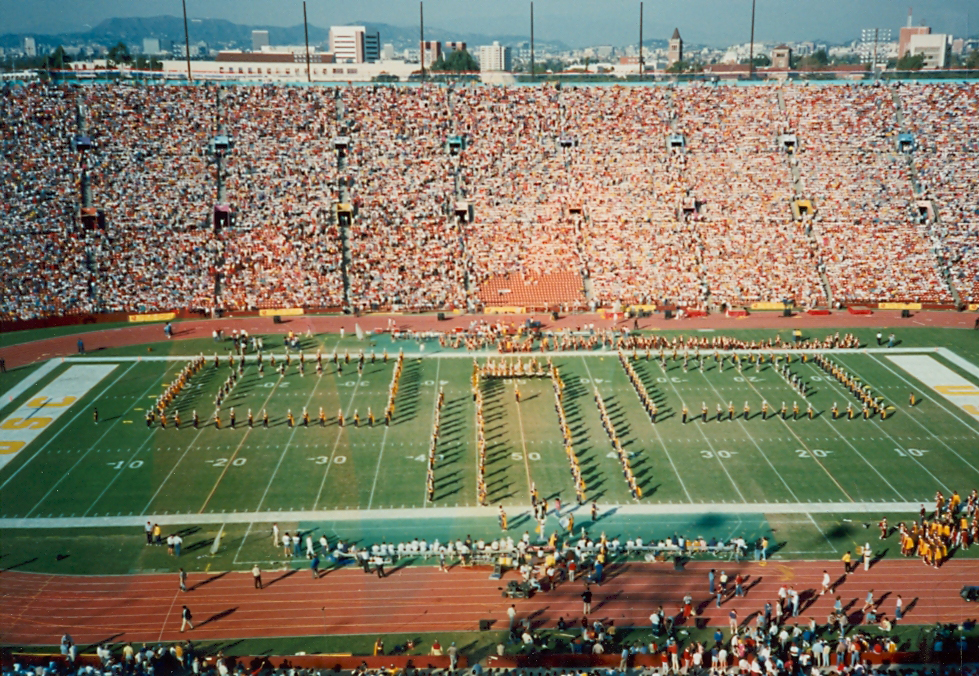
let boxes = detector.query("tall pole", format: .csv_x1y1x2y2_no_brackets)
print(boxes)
872,27,879,74
182,0,192,82
530,2,535,79
639,1,644,77
748,0,756,79
420,1,425,81
303,1,312,82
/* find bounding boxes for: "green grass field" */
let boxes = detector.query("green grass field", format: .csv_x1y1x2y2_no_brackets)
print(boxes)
1,326,978,575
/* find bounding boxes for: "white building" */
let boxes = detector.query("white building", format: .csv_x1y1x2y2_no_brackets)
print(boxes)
478,42,512,72
381,43,395,60
329,26,380,63
24,36,36,57
159,55,416,82
907,33,951,69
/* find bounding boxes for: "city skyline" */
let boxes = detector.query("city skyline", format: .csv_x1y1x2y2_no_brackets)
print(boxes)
1,0,975,48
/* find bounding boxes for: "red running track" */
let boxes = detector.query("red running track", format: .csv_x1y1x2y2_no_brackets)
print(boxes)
0,560,974,646
1,310,976,371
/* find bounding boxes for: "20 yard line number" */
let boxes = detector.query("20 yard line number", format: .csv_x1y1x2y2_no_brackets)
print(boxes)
206,457,247,467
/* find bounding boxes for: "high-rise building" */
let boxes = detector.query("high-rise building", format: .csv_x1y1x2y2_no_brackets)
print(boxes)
363,31,380,62
445,41,467,53
478,42,512,72
252,30,269,52
381,43,395,60
142,38,172,55
668,28,683,66
898,9,930,58
330,26,379,63
859,28,891,68
24,36,36,57
420,40,442,67
907,33,951,68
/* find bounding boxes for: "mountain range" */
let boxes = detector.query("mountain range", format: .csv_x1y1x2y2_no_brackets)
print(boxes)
0,15,574,53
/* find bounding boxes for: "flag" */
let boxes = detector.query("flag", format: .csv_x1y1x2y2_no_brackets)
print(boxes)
355,323,365,341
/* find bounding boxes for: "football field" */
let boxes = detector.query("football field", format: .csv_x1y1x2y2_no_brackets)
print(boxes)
3,332,979,528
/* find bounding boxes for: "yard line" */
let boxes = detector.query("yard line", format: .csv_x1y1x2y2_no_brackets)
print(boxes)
366,427,392,510
693,366,800,501
608,358,692,502
804,358,953,492
82,425,160,516
654,363,747,503
421,359,442,507
861,353,979,477
198,369,287,514
23,362,170,518
512,382,536,500
806,512,838,551
232,521,254,565
141,425,208,515
312,372,366,509
253,362,329,513
734,368,856,501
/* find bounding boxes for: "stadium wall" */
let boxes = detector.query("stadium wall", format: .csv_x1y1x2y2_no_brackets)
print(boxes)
0,302,965,336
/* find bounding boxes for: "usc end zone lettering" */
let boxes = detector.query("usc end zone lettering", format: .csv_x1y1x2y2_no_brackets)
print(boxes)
887,355,979,422
0,365,116,470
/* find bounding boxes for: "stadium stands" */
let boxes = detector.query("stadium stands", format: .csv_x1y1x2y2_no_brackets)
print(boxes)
2,81,977,321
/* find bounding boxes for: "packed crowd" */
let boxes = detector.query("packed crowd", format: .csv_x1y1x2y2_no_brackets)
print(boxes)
900,82,979,304
4,81,977,321
786,85,951,304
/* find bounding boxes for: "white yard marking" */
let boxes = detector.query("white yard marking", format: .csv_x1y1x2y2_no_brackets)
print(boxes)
254,365,329,513
0,360,60,414
0,364,119,472
24,364,175,518
420,359,442,507
694,367,801,502
0,363,135,492
0,499,932,529
653,363,747,503
313,373,365,509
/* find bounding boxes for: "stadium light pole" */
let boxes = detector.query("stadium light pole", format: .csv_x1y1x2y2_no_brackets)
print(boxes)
420,1,425,81
303,1,312,83
530,2,535,81
182,0,192,82
747,0,756,79
639,1,644,78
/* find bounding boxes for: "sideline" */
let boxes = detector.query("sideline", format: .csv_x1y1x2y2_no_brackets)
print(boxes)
0,500,927,529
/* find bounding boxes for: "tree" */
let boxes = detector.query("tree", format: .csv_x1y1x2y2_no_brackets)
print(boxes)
896,52,925,71
965,49,979,70
134,55,163,71
107,42,132,66
667,60,694,73
431,49,478,72
741,54,770,67
46,46,69,71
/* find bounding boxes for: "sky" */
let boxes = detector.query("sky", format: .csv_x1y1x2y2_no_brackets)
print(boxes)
1,0,975,47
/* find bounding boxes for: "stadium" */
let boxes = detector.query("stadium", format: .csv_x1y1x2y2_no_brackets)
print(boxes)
2,54,979,676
